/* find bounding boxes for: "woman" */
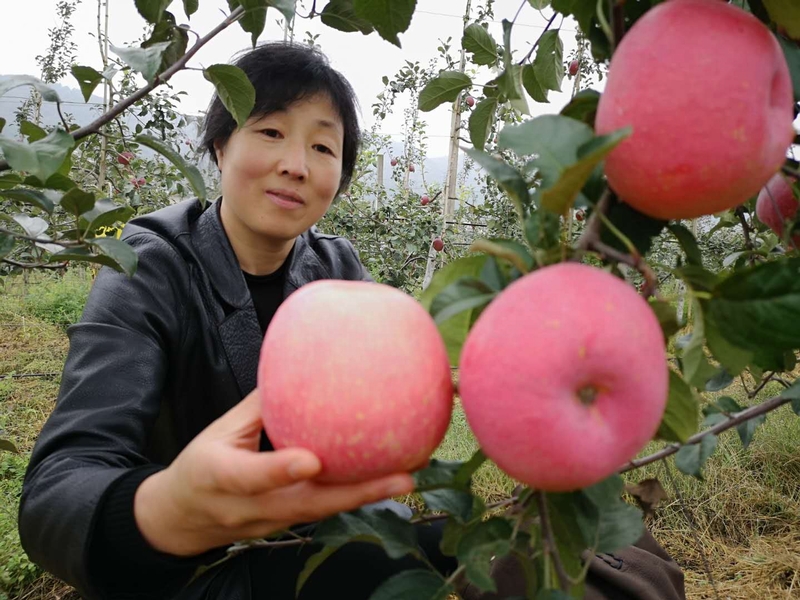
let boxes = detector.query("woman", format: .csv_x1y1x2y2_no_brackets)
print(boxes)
19,42,456,599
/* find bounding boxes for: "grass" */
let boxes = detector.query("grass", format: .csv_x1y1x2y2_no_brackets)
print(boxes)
1,271,799,599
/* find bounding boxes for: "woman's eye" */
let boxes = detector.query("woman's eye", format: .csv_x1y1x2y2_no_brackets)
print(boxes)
261,128,281,138
313,144,333,155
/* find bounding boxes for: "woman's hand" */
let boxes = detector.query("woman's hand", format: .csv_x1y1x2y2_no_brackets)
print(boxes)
133,389,415,556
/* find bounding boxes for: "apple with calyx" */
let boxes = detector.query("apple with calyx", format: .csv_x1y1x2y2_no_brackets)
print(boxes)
458,263,668,492
595,0,794,220
432,238,444,252
756,173,800,249
465,95,475,107
421,195,430,206
258,280,454,484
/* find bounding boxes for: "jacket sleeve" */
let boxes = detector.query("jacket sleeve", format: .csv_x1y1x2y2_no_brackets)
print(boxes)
18,231,198,599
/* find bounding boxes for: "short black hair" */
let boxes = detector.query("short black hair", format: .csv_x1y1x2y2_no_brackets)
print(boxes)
200,42,361,195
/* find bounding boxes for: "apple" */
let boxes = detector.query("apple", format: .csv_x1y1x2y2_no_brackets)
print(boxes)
432,238,444,252
568,60,579,77
390,158,398,167
466,95,475,107
575,209,585,222
117,151,134,166
756,173,800,249
409,164,416,173
258,280,454,483
458,263,668,492
421,195,430,206
595,0,794,220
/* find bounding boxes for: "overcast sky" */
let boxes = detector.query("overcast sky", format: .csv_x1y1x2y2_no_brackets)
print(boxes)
2,0,588,157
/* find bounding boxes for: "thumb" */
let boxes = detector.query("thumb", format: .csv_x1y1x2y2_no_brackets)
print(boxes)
209,388,265,440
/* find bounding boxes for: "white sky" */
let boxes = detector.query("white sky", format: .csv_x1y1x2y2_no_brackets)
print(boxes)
1,0,589,157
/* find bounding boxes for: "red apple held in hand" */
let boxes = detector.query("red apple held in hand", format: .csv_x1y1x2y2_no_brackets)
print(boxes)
466,95,475,107
409,164,416,173
390,158,398,167
756,173,800,248
595,0,794,220
117,151,134,166
432,238,444,252
421,195,430,206
258,280,454,484
459,263,668,492
568,60,579,77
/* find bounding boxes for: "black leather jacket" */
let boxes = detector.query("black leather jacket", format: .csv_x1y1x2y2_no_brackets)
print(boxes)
18,198,372,598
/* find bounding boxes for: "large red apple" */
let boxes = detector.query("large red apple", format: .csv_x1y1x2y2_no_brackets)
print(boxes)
458,263,668,492
756,173,800,249
595,0,794,220
258,280,454,483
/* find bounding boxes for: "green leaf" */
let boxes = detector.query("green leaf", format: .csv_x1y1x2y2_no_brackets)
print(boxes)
266,0,296,22
560,89,600,126
296,546,339,597
0,129,75,183
81,200,135,232
456,518,514,592
353,0,415,47
716,396,743,413
369,569,453,600
668,223,702,266
0,174,22,189
12,214,48,238
462,23,498,65
0,438,19,454
0,234,15,260
419,255,488,364
737,413,766,450
430,278,496,325
497,65,529,114
134,134,207,203
142,12,189,74
71,66,104,102
183,0,199,17
134,0,173,23
580,475,644,553
601,196,667,256
468,97,497,151
522,64,549,103
546,491,598,586
59,188,96,216
0,188,55,213
227,0,266,47
110,42,172,83
777,34,800,102
0,75,60,103
418,72,472,112
420,489,475,523
0,118,5,134
90,237,138,277
648,299,680,341
313,508,420,560
320,0,373,34
707,257,800,353
539,128,630,214
525,208,561,251
657,370,699,443
465,148,529,220
675,435,718,480
203,65,256,129
469,238,534,274
20,121,47,143
528,0,551,9
49,245,137,277
680,301,717,388
532,30,564,92
782,378,800,415
704,368,734,392
764,0,800,39
703,312,753,377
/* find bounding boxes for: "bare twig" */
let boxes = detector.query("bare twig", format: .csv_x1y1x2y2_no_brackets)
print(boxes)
2,258,67,269
518,13,559,65
621,394,795,472
0,228,80,247
536,490,571,593
748,372,775,399
0,6,246,173
734,206,754,252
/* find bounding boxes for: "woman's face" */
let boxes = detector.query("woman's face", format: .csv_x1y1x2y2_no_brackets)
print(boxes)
215,94,344,249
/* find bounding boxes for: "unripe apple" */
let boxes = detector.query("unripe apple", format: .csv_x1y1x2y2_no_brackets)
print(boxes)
258,280,454,483
465,95,475,107
421,195,430,205
432,238,444,252
568,60,579,77
595,0,794,220
117,151,134,166
409,164,416,173
459,263,668,492
756,173,800,248
390,158,398,167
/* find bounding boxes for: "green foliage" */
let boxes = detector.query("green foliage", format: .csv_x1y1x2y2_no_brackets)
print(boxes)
22,270,91,328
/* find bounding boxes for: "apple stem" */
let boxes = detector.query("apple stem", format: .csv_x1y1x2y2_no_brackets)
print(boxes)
536,490,572,593
576,385,598,406
734,206,755,254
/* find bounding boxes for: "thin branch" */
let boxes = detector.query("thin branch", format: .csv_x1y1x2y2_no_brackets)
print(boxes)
0,228,80,246
56,102,70,131
2,258,67,269
621,394,795,472
734,206,754,252
518,13,559,65
748,372,775,399
0,5,246,173
575,189,610,252
536,490,571,593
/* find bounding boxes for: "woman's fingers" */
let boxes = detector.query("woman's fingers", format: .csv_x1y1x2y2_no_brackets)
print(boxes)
210,446,323,496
